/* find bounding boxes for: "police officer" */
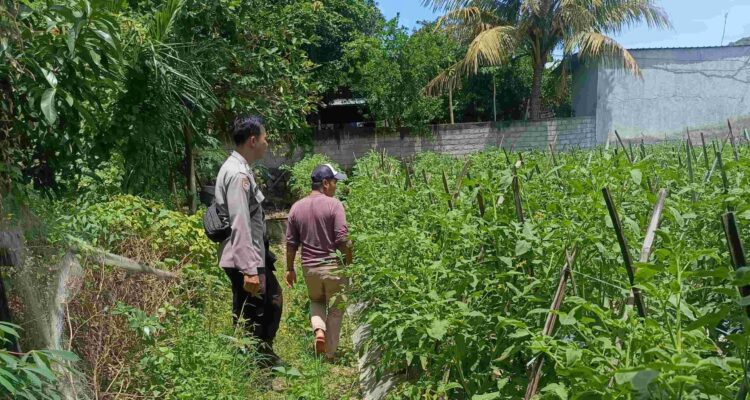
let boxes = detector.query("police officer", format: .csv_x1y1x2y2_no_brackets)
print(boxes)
215,115,282,366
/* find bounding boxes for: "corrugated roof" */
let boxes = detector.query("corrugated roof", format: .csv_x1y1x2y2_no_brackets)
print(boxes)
627,44,750,51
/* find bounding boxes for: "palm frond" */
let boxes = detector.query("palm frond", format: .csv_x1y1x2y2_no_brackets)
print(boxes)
594,0,672,34
568,31,640,75
422,0,473,13
553,1,597,35
425,24,518,96
424,59,465,95
462,25,518,73
149,0,184,42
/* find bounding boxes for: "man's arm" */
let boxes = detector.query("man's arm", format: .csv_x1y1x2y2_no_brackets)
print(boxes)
226,173,263,293
337,241,353,265
332,201,352,265
285,212,299,287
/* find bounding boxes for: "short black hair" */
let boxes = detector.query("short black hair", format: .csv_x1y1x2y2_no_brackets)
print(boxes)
232,115,265,146
311,181,323,191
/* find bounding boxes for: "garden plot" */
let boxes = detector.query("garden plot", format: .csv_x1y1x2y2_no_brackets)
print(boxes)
338,135,750,399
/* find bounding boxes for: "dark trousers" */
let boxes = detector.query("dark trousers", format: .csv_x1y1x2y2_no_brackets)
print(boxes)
224,267,283,345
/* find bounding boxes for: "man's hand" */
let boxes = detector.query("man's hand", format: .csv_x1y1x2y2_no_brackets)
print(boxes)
243,274,261,296
285,269,296,288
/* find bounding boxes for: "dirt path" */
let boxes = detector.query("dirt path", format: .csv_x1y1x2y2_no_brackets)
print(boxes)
255,244,360,400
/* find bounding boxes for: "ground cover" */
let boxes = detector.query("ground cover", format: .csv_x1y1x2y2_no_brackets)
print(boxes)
342,139,750,399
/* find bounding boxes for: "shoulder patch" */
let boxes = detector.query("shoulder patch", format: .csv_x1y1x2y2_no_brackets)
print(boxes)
241,177,251,192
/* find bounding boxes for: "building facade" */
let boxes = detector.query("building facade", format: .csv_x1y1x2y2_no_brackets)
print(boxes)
573,45,750,143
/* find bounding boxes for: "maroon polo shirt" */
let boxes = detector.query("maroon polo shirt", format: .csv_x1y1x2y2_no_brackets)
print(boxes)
286,191,349,267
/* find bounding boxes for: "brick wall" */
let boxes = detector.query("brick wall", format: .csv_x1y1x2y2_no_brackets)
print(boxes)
262,117,596,168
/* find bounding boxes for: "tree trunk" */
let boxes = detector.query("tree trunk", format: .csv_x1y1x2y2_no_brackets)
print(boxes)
183,124,197,215
448,86,454,125
529,54,545,121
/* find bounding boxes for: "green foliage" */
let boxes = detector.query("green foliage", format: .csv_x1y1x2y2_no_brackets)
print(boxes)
283,154,345,200
1,0,126,193
45,194,270,397
455,58,572,122
345,143,750,398
0,322,80,399
343,19,459,132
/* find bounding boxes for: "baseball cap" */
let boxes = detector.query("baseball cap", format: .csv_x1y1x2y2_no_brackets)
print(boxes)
311,163,347,183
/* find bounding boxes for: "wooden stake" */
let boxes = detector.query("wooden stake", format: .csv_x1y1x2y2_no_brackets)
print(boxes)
442,170,453,210
721,212,750,316
524,248,577,400
477,189,485,217
614,130,633,164
640,139,646,160
602,188,646,318
403,160,413,190
716,151,729,194
686,140,696,202
721,213,750,400
502,148,511,164
548,144,561,179
728,120,740,161
454,159,472,199
512,171,524,224
640,189,668,263
700,132,709,171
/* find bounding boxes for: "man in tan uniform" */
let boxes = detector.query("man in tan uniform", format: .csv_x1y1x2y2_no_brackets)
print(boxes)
285,164,352,360
215,115,282,365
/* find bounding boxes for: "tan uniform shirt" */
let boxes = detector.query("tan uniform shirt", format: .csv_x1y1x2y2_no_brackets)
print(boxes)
215,151,266,275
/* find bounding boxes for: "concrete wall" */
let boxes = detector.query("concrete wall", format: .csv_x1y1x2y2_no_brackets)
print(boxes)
261,117,596,168
574,46,750,142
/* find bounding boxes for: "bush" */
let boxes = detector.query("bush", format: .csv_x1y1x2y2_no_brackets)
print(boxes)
282,154,347,200
39,195,267,398
0,322,79,399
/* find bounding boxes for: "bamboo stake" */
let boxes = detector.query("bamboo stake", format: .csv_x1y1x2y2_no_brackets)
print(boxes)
403,161,413,190
728,120,740,161
422,170,435,204
477,189,485,217
705,132,734,183
512,170,524,224
524,248,577,400
454,159,472,200
686,140,696,202
602,188,646,317
700,132,710,171
548,144,561,179
721,213,750,400
614,131,633,164
640,139,646,160
502,148,511,164
442,170,453,210
640,189,668,264
722,212,750,316
628,142,635,162
717,151,729,194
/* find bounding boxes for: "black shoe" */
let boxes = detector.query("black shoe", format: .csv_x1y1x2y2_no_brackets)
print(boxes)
257,343,286,369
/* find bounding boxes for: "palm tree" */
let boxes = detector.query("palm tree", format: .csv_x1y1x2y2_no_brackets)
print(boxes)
423,0,671,121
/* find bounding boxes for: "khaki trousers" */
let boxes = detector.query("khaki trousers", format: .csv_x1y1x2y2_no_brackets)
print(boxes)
302,264,347,357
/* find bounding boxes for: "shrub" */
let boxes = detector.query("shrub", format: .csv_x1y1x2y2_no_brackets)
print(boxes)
282,154,346,200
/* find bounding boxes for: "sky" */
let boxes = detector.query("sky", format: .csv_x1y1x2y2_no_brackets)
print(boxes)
376,0,750,48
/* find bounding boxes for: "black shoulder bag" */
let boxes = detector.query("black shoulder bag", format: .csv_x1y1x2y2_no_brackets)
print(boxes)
203,203,231,243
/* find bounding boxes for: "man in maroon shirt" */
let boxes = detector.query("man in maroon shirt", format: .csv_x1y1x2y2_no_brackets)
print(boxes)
285,164,353,359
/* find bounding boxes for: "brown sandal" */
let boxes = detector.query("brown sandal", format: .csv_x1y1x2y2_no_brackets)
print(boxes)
314,331,326,355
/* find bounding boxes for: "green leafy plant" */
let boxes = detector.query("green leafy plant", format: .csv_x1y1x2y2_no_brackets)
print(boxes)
339,142,750,398
0,322,80,399
282,154,346,200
